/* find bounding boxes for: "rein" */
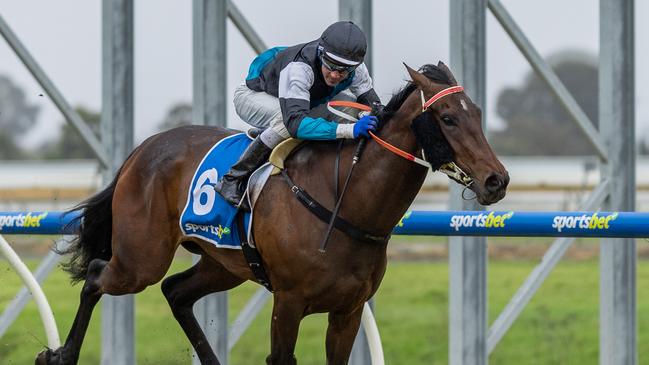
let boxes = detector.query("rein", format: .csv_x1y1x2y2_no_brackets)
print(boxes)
327,85,473,188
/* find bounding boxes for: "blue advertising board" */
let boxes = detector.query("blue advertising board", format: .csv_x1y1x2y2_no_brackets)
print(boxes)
1,210,648,238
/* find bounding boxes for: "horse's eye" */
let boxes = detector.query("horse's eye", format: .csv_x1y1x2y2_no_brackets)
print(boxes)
441,116,456,127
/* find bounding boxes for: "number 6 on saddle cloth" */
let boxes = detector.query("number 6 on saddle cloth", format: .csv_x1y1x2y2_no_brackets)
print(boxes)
180,134,254,249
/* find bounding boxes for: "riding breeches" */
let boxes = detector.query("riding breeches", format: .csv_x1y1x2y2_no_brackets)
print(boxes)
233,82,356,148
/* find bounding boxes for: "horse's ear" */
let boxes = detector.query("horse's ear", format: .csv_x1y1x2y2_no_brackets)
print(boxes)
404,62,432,90
437,61,458,85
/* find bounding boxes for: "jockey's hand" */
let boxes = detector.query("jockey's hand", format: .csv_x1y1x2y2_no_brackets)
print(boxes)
353,115,378,139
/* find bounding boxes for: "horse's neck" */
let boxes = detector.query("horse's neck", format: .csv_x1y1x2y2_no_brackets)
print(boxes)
347,106,428,234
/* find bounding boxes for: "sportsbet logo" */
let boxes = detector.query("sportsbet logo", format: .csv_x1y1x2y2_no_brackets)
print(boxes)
0,212,48,231
552,212,618,232
449,211,514,231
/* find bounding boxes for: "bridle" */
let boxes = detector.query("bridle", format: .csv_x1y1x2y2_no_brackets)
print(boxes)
327,85,474,189
420,85,464,112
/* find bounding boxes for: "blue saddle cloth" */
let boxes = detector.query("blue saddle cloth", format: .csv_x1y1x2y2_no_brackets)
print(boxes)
180,133,252,249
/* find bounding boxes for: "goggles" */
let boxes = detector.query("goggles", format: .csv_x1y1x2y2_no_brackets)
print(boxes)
319,53,357,74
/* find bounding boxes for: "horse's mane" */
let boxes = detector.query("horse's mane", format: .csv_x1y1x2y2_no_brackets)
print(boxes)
378,64,453,124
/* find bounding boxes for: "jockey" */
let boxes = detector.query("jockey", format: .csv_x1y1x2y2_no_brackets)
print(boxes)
215,21,381,208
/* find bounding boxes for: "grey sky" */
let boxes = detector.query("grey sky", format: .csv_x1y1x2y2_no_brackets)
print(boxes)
0,0,646,149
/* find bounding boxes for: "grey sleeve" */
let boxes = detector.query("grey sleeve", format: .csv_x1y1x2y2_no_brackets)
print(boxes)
278,62,315,136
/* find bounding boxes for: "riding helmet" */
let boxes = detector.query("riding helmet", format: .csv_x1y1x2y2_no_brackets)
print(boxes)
318,21,367,66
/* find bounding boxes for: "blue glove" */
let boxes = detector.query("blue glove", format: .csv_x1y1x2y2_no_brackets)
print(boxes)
353,115,378,139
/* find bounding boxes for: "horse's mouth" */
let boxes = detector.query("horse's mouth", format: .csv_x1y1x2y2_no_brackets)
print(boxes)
442,162,508,206
475,187,507,206
445,175,503,206
437,162,508,206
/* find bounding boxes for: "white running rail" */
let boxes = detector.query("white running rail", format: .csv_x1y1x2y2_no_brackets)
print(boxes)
0,235,60,348
362,302,385,365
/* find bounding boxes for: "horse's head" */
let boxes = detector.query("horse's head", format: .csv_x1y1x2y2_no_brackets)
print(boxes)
404,62,509,205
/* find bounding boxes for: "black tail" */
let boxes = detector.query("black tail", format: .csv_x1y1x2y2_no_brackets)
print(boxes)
58,172,119,284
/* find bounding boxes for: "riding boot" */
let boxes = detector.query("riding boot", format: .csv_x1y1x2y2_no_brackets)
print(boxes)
214,136,272,209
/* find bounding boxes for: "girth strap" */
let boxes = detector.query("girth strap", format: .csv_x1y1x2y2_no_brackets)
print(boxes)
280,170,390,245
237,212,274,292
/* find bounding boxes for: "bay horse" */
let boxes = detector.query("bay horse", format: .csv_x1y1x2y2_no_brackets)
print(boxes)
36,62,508,365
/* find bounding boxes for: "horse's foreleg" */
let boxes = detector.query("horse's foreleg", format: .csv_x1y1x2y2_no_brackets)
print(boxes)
161,255,244,365
325,306,364,365
35,259,108,365
265,293,305,365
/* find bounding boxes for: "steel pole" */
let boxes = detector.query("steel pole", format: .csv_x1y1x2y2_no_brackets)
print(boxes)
101,0,135,364
599,0,636,364
449,0,487,364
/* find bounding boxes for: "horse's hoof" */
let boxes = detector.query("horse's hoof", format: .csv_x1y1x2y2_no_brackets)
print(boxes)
35,348,64,365
35,349,51,365
265,354,297,365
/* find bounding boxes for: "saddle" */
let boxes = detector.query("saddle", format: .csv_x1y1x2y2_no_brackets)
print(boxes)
269,139,304,175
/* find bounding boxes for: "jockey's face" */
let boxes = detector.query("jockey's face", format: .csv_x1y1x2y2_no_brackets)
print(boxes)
321,65,349,86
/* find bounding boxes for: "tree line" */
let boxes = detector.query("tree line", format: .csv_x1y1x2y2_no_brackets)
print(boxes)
1,49,647,160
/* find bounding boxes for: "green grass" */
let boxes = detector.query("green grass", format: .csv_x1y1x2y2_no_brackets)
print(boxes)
2,257,649,364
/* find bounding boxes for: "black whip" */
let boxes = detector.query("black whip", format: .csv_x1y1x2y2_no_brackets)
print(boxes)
318,137,367,253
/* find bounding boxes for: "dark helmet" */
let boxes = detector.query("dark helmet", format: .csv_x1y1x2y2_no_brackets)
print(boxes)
318,21,367,67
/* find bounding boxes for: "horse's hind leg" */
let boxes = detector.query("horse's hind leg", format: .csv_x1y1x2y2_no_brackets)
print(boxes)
325,306,364,365
35,258,108,365
265,293,305,365
37,231,176,364
162,254,245,365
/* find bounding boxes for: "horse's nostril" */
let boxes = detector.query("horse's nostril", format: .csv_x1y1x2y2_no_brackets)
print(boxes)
485,174,504,193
